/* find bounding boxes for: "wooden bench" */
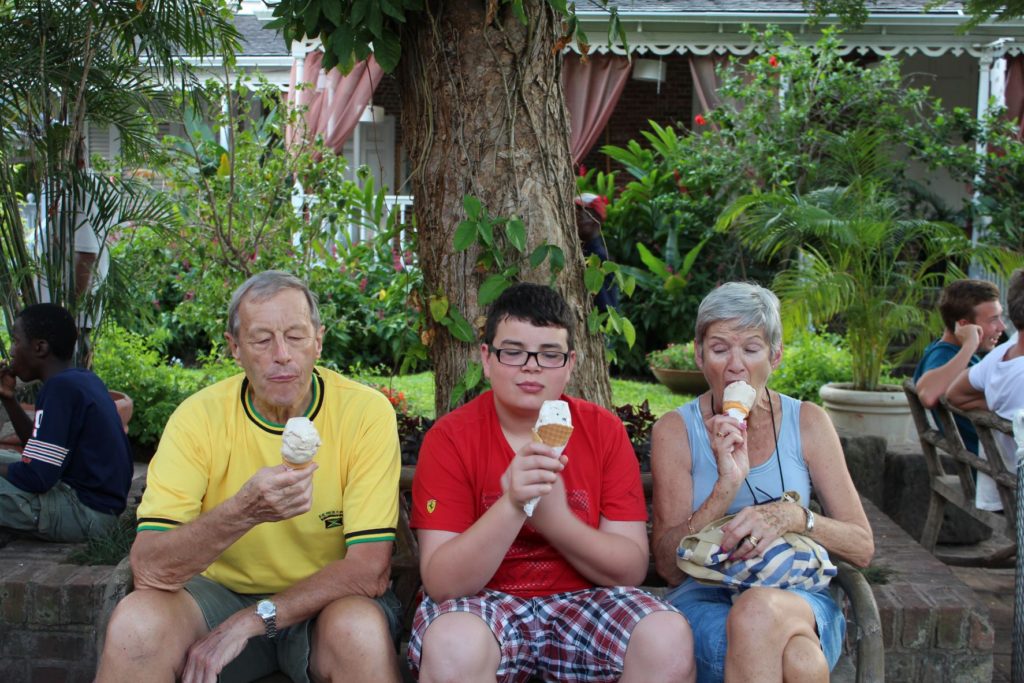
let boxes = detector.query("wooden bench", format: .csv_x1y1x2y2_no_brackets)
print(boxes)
903,378,1018,565
392,465,884,682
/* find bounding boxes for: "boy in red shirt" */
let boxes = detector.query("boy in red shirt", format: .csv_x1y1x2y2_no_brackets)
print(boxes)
409,283,693,682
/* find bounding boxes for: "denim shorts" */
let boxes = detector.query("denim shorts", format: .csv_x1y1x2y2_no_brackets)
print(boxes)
665,582,845,683
184,574,403,683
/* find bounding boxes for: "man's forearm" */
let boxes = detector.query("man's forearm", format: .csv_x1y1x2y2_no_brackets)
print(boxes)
916,347,976,408
1,395,34,443
419,495,527,602
131,498,255,591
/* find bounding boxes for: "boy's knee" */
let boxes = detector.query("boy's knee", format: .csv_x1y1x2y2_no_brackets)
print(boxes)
625,611,695,681
418,613,498,683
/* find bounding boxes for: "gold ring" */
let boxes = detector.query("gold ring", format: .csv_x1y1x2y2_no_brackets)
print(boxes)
716,431,723,437
748,535,761,547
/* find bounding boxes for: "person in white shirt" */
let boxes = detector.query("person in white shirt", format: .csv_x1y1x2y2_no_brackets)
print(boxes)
948,268,1024,511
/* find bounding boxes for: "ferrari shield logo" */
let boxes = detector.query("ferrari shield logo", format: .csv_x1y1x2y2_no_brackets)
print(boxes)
426,499,437,514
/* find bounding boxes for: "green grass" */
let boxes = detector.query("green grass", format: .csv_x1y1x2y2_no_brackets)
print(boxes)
69,517,137,566
353,372,690,418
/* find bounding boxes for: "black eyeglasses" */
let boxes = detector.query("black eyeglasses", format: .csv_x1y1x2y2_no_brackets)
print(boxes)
491,348,570,368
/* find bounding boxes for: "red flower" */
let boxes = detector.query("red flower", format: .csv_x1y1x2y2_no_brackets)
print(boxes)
358,277,368,292
577,164,587,177
694,114,706,126
769,55,779,68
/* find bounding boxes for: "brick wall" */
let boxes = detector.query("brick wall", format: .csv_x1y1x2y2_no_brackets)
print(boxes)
862,497,994,681
0,538,132,683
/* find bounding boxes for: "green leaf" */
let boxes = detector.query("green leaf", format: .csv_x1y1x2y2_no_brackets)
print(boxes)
511,0,527,24
463,361,483,390
367,1,384,38
587,309,601,335
622,274,637,297
428,295,449,321
478,274,511,305
548,246,565,273
636,242,669,279
584,264,604,294
529,244,549,269
549,0,568,15
678,235,711,278
373,28,402,72
463,195,482,219
478,219,494,248
322,0,342,26
351,0,369,26
506,218,527,253
446,307,477,343
328,24,355,70
449,380,468,409
379,0,407,21
303,2,321,37
621,317,636,348
453,220,477,251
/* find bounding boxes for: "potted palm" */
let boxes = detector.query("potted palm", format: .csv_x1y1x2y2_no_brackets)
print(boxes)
647,341,708,395
716,129,1015,446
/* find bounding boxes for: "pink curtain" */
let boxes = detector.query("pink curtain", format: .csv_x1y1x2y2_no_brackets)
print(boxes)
286,52,384,153
689,55,731,131
1005,55,1024,139
562,54,632,165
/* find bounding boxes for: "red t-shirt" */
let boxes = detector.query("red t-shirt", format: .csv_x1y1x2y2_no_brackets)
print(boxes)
411,391,646,598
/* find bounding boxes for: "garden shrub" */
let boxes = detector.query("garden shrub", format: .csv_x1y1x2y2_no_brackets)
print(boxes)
767,332,897,403
93,324,238,453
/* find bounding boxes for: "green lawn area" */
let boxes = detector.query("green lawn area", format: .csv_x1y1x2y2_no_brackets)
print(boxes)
354,372,690,418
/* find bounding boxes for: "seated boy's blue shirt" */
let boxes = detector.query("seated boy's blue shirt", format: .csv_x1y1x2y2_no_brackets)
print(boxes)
5,368,133,515
912,339,980,454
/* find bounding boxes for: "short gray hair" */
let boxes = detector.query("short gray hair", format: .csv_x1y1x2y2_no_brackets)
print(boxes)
695,282,782,356
227,270,321,338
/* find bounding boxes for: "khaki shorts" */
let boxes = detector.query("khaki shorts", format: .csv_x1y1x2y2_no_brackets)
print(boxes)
0,450,119,542
184,574,403,683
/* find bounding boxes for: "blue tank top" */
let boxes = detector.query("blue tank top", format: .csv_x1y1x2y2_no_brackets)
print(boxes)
679,393,811,514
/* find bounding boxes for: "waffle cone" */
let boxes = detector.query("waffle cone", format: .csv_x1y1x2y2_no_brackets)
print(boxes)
722,401,750,417
534,423,573,447
282,457,314,470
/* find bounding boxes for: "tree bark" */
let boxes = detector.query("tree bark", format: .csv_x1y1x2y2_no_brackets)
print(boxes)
398,0,612,415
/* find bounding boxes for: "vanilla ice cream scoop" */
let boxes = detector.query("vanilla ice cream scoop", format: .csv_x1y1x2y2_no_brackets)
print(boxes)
281,417,320,468
722,381,757,422
524,400,573,516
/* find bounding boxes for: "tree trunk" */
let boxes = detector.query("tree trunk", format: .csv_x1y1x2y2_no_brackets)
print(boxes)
398,0,612,415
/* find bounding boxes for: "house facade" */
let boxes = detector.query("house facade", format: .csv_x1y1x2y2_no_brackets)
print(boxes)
86,2,1024,229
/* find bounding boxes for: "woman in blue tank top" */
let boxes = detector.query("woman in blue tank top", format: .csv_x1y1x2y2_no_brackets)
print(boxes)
650,282,874,683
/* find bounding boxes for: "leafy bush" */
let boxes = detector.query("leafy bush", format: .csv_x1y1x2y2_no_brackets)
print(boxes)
92,324,237,453
646,342,699,371
768,333,853,403
767,332,898,403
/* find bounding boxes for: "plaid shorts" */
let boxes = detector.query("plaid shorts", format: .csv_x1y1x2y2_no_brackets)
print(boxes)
407,587,678,682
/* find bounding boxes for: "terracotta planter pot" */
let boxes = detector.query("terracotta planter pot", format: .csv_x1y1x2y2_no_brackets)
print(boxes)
650,367,708,395
819,382,914,449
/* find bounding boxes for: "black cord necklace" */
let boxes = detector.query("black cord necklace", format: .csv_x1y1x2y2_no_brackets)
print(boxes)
712,388,785,505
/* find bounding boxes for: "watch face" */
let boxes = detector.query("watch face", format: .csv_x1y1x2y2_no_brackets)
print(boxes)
256,600,275,618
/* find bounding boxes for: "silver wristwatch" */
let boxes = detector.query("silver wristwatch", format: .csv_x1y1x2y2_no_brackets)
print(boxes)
802,506,816,534
256,599,278,639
